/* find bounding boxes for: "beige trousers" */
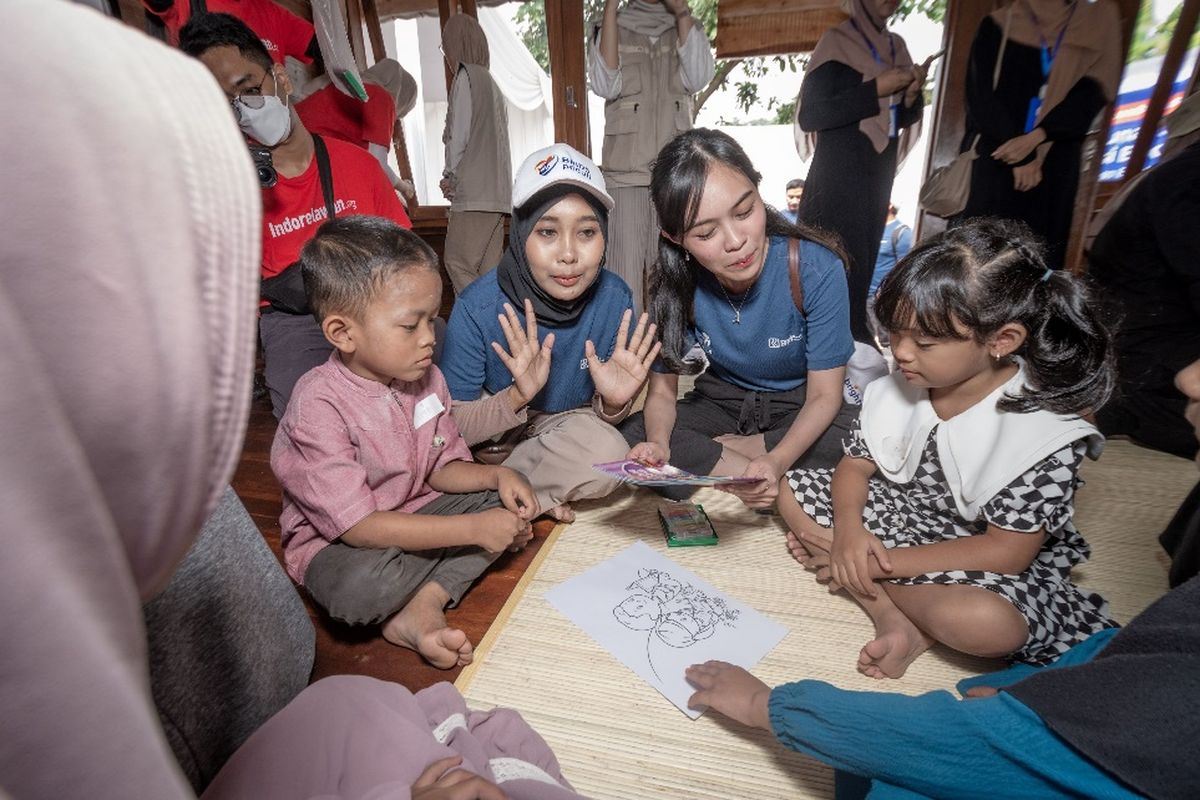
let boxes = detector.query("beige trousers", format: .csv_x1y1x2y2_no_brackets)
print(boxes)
444,209,506,295
606,185,661,315
502,408,630,513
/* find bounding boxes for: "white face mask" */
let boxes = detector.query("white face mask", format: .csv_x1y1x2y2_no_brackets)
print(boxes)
236,91,292,147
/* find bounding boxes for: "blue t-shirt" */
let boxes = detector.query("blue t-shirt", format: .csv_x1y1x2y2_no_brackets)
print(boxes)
657,237,853,392
870,219,913,297
441,269,634,413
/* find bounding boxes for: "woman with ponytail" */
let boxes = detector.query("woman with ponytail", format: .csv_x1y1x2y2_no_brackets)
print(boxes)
620,128,859,508
781,218,1119,678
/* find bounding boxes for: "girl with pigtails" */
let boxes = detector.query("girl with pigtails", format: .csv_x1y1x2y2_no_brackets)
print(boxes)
780,218,1119,679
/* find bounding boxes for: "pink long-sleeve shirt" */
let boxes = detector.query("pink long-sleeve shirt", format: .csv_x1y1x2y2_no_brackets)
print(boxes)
271,353,472,583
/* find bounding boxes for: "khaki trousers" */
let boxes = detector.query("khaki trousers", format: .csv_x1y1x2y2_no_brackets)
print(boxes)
606,185,661,315
444,210,506,295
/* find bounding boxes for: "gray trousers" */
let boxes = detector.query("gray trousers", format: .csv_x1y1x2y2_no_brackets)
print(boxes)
606,185,660,315
258,309,333,419
303,490,501,626
619,372,859,500
444,210,506,295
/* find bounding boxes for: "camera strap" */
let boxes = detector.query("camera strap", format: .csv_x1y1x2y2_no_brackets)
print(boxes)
312,134,337,223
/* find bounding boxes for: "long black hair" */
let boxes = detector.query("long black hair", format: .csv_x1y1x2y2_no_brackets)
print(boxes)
647,128,848,373
874,218,1118,415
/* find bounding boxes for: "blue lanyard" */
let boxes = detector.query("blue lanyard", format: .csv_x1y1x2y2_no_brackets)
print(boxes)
1025,0,1076,79
849,17,896,67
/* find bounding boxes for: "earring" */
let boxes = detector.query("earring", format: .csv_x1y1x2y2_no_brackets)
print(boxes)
684,251,691,263
991,352,1001,361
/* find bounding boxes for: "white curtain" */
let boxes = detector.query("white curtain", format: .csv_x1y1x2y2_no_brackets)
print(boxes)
386,8,554,206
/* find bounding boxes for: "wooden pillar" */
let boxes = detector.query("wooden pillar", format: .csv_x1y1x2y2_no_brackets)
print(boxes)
344,0,368,69
544,0,591,154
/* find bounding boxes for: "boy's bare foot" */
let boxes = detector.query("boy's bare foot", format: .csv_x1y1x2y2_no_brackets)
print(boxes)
857,612,934,679
381,582,473,669
547,503,576,523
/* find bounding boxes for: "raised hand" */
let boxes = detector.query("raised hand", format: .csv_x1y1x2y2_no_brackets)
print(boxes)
586,309,662,411
491,299,555,409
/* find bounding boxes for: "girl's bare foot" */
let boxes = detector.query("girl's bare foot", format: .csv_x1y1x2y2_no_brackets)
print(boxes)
548,503,575,523
785,530,816,565
381,582,473,669
857,611,934,679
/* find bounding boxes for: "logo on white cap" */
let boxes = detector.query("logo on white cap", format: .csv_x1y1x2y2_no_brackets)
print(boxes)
536,155,558,176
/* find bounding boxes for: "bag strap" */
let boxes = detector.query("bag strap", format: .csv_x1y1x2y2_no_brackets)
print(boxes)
788,238,805,317
311,134,337,221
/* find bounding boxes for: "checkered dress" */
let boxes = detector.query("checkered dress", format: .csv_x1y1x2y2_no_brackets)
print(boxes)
785,420,1117,665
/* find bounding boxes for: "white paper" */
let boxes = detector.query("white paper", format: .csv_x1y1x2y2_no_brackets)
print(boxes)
412,393,444,429
544,541,787,719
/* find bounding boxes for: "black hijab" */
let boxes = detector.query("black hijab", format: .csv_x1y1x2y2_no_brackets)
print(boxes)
496,184,609,326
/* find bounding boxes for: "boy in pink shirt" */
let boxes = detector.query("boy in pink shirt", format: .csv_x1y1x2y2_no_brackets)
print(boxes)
271,216,538,668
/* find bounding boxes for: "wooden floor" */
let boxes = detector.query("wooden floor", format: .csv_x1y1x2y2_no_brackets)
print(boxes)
230,387,555,693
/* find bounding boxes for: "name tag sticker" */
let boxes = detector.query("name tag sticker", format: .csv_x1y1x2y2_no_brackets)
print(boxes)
413,393,445,429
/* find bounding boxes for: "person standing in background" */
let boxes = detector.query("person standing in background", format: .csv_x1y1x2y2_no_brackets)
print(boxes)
782,178,805,223
440,13,512,295
589,0,715,314
952,0,1122,270
794,0,928,344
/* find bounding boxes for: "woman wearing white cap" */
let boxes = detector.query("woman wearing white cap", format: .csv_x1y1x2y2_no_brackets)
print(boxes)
441,144,661,522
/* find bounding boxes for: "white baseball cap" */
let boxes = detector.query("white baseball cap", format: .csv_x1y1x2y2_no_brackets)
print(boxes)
511,143,614,212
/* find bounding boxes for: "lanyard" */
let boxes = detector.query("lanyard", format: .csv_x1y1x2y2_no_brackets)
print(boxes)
849,17,896,67
1024,0,1077,79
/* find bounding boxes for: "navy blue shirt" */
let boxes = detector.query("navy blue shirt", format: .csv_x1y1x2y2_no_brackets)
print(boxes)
658,237,853,392
441,269,634,413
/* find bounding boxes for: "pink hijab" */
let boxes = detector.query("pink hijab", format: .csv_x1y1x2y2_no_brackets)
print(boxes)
0,2,259,797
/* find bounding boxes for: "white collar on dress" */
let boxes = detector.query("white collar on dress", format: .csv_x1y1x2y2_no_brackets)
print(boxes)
860,366,1103,519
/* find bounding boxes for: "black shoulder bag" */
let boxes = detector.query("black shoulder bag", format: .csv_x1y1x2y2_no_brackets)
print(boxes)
260,135,336,315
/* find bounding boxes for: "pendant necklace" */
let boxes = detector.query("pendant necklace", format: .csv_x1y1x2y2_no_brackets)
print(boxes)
718,280,755,324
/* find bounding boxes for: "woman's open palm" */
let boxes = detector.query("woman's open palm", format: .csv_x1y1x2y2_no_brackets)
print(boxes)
492,299,554,407
586,309,661,409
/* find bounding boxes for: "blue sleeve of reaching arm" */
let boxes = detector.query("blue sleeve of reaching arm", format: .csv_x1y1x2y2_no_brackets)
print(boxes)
768,679,1134,799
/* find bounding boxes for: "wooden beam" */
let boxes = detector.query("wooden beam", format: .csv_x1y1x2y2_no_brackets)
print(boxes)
362,0,388,63
545,0,591,154
716,0,846,58
344,0,368,69
1123,0,1200,180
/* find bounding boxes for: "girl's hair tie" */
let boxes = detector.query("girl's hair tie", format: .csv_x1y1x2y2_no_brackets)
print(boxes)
1040,268,1054,282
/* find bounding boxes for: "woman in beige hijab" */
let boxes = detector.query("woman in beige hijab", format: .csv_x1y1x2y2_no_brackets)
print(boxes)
795,0,930,344
953,0,1122,269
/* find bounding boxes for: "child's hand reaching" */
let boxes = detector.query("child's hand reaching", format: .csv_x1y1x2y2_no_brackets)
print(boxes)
718,455,778,509
830,522,892,598
585,309,661,410
685,660,772,730
412,755,506,800
495,466,538,521
473,507,533,554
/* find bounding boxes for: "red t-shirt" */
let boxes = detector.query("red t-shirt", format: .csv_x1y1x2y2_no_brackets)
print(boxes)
296,82,397,151
144,0,314,64
261,136,411,280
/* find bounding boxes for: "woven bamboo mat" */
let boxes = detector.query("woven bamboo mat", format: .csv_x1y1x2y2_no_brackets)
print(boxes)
456,440,1196,799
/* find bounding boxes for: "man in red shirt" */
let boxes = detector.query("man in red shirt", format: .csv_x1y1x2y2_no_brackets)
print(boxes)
144,0,316,63
182,12,413,418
